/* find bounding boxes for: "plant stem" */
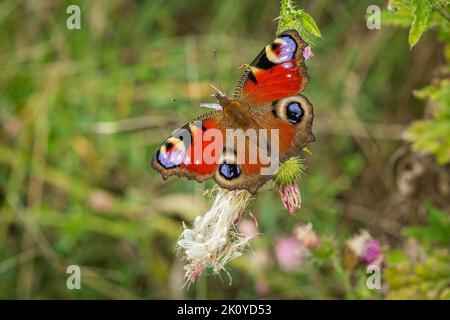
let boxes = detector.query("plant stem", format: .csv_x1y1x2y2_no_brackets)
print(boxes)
331,255,355,300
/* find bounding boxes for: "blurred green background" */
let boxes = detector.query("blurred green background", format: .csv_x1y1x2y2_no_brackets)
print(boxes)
0,0,449,299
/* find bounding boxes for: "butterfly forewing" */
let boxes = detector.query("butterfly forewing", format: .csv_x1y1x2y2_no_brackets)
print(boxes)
234,29,309,104
152,111,224,182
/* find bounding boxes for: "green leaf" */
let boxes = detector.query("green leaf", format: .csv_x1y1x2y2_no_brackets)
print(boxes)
277,0,322,45
403,203,450,246
408,0,431,48
404,119,450,164
406,79,450,164
298,10,322,38
385,249,450,299
383,0,415,27
387,250,409,264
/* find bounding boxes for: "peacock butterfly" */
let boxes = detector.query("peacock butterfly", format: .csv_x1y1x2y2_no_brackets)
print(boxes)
152,29,315,194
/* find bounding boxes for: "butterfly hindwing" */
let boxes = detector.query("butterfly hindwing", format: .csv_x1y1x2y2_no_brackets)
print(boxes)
211,95,314,194
234,29,309,104
266,94,315,161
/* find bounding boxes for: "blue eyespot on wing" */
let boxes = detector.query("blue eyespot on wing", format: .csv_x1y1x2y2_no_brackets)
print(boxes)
219,163,241,180
286,102,304,124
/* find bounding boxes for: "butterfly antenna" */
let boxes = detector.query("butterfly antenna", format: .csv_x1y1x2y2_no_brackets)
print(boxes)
209,83,225,97
212,49,224,95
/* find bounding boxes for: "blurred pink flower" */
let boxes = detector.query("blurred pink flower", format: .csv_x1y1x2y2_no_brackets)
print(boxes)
343,230,385,269
237,218,259,238
88,190,113,212
274,236,307,271
303,46,314,60
279,183,301,215
255,280,269,296
361,239,384,267
293,223,321,249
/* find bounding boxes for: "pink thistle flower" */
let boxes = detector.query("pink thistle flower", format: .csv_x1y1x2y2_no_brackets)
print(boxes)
343,230,385,270
274,236,307,271
303,46,314,60
361,239,384,267
279,183,302,215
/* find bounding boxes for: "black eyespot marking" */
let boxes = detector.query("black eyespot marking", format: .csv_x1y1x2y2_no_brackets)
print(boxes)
247,71,258,84
286,102,304,124
270,42,280,51
173,126,192,146
256,54,276,70
165,141,174,150
219,163,241,180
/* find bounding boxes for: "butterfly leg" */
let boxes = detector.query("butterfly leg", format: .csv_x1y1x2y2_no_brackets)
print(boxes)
247,210,259,228
234,209,244,226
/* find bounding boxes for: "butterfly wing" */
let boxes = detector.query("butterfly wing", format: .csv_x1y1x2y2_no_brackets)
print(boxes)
212,95,315,194
152,111,225,183
261,94,315,162
234,29,309,104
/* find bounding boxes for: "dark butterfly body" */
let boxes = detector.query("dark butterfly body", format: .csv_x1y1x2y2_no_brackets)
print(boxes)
152,30,315,194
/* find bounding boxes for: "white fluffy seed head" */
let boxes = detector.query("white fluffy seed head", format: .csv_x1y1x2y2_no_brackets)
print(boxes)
177,187,254,284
